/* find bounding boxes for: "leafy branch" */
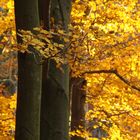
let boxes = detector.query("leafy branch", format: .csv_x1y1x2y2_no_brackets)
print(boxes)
81,69,140,92
98,109,130,118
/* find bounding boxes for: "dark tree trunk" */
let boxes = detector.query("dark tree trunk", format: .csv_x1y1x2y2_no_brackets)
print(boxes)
38,0,50,139
40,0,71,140
71,78,86,140
38,0,50,30
14,0,42,140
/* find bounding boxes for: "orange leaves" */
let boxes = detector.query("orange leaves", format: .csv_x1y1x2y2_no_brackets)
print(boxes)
70,126,90,139
0,93,16,139
0,0,16,54
1,0,140,139
69,0,140,81
85,70,140,139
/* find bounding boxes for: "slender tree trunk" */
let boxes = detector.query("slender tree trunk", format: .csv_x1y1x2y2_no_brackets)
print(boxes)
14,0,42,140
38,0,50,30
40,0,71,140
71,78,86,140
38,0,50,139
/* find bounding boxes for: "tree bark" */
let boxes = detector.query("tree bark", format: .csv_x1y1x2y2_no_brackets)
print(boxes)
14,0,42,140
38,0,50,139
40,0,71,140
71,78,86,140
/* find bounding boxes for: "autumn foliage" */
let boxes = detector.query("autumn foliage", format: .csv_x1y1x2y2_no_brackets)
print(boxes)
0,0,140,139
0,0,16,139
70,0,140,139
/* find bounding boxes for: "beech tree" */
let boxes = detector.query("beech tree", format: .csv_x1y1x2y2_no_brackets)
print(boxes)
69,0,140,139
14,0,71,140
1,0,140,139
14,0,42,139
71,78,86,140
40,0,71,140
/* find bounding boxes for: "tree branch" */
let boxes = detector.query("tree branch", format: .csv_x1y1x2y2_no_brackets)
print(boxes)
98,109,130,118
81,69,140,92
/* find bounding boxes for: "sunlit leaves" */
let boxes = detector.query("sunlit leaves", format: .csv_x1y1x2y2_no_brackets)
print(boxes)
1,0,140,139
0,0,16,54
0,93,16,138
70,0,140,139
14,0,140,138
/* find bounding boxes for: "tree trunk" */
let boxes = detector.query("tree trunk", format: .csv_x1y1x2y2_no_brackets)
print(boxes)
38,0,50,139
14,0,42,140
40,0,71,140
71,78,86,140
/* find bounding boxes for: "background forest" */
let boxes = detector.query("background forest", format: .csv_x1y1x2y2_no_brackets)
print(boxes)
0,0,140,140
